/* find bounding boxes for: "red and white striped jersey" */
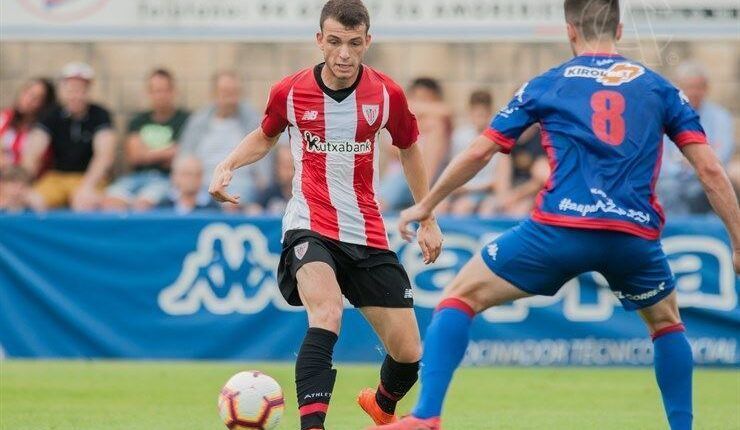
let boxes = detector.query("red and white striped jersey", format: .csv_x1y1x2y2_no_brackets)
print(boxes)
261,64,419,250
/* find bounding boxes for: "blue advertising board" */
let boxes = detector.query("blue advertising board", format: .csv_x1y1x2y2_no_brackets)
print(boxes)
0,213,737,366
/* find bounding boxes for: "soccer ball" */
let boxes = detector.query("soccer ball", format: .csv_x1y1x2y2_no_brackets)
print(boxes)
218,371,285,430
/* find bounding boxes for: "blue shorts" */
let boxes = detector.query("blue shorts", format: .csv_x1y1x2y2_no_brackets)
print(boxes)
480,219,675,311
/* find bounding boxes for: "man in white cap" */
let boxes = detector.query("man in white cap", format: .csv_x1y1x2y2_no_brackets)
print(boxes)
23,62,116,211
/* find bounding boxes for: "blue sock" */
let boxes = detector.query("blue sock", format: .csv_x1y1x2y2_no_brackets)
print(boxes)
653,324,693,430
412,298,475,419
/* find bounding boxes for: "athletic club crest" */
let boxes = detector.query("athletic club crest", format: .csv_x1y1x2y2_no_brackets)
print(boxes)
362,104,379,126
294,242,309,260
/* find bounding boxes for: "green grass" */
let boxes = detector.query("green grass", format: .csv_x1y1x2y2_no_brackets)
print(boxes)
1,361,738,429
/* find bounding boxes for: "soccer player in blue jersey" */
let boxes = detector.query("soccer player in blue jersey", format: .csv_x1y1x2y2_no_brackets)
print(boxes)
370,1,740,429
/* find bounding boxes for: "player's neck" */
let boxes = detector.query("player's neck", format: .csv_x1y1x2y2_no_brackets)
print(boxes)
575,40,619,56
321,64,359,91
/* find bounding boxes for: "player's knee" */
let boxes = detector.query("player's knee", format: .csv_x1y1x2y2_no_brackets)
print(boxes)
388,339,422,363
308,303,343,332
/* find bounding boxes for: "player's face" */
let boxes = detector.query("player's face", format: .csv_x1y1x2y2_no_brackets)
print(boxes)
317,18,371,83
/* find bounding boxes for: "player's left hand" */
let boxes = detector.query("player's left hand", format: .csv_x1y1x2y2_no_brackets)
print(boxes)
398,203,442,264
416,218,443,264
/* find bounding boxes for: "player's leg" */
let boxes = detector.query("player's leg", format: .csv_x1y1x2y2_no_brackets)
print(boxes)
360,306,422,421
411,254,530,422
294,261,344,430
371,221,571,429
603,233,691,430
639,291,693,430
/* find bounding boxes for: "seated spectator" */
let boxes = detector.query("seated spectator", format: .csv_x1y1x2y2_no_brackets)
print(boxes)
157,155,219,214
446,90,498,215
22,62,116,211
0,78,56,171
103,69,189,211
658,61,735,215
479,124,549,217
380,77,452,211
246,144,293,215
178,71,264,208
0,166,34,213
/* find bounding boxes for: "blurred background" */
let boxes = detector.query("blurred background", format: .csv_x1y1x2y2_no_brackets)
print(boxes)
0,0,738,367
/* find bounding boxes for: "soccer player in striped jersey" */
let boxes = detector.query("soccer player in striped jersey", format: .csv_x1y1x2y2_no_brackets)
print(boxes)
374,1,740,429
209,1,443,429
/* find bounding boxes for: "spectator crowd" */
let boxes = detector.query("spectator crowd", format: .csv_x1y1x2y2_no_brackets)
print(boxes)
1,61,737,216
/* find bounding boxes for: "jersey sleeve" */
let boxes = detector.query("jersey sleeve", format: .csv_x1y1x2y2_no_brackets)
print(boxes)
662,82,708,148
384,82,419,149
485,77,546,154
260,79,291,138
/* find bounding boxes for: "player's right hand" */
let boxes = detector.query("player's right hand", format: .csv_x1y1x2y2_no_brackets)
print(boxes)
208,164,240,205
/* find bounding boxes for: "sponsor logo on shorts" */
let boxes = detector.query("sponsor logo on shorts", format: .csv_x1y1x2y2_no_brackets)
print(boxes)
304,131,372,154
404,288,413,299
564,62,645,86
613,281,667,302
294,242,309,260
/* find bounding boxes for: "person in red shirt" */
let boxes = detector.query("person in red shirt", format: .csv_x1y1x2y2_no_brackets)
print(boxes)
209,1,442,429
0,78,56,171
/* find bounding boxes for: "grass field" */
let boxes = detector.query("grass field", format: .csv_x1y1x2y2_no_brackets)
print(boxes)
1,361,738,430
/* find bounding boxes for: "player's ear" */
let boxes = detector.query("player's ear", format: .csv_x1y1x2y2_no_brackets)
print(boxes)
365,33,372,49
615,23,623,42
566,23,578,44
316,31,324,49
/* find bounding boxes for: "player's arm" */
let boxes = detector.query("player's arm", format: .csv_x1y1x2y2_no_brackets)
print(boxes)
682,144,740,273
399,78,540,236
398,134,505,239
398,143,443,264
209,128,280,205
210,79,290,204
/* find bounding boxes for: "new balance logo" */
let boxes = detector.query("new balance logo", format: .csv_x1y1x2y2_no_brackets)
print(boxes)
302,110,318,121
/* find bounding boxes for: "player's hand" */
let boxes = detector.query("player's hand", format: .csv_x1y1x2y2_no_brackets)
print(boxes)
398,202,433,242
416,218,443,265
208,164,240,205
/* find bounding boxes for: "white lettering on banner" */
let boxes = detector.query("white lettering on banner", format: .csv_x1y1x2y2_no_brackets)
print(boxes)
464,338,737,366
158,223,299,315
159,222,737,320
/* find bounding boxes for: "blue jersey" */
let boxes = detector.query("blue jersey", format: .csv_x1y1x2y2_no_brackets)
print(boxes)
485,53,708,239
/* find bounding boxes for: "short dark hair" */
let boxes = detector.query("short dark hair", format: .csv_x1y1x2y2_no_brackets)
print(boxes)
150,68,175,83
320,0,370,32
409,77,443,99
564,0,620,40
469,90,492,108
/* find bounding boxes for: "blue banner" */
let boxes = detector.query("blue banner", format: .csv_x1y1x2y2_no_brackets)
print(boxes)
0,213,737,366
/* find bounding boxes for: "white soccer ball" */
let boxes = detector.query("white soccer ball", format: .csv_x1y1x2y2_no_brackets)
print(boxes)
218,371,285,430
